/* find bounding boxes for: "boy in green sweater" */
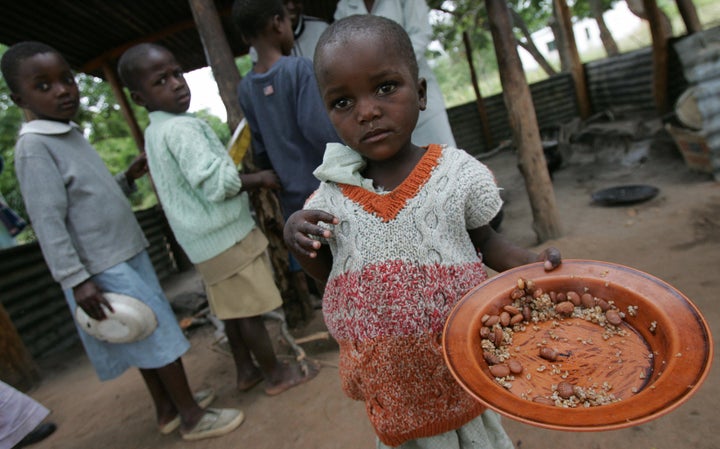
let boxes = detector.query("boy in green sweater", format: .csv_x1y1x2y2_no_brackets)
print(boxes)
118,42,319,396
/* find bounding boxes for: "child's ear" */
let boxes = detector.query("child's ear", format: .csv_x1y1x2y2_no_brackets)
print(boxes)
417,78,428,111
10,92,27,109
129,90,147,107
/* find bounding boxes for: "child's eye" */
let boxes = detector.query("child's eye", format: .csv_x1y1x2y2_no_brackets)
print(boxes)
331,98,352,110
377,82,397,96
173,69,184,79
36,82,50,92
64,75,76,85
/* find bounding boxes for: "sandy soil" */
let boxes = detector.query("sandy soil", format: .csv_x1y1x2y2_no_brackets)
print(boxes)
20,129,720,449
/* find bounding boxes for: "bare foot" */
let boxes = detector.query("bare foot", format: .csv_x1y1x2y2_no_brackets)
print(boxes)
237,368,264,392
264,361,320,396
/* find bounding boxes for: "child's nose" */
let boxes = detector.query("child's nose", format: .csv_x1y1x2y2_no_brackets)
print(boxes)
356,98,380,123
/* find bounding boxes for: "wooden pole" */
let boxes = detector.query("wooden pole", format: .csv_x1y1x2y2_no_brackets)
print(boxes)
102,62,145,151
675,0,702,35
462,31,493,149
642,0,670,114
485,0,562,242
0,302,39,391
188,0,309,325
553,0,592,119
188,0,244,130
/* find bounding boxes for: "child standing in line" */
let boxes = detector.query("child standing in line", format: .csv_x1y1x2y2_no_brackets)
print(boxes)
117,43,319,398
284,16,562,448
233,0,341,301
2,41,243,441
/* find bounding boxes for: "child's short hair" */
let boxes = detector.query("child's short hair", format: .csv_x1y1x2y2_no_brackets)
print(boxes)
314,15,418,80
232,0,286,43
117,42,171,91
1,41,62,93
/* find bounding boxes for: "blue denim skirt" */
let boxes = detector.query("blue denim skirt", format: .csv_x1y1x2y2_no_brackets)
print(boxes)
64,250,190,381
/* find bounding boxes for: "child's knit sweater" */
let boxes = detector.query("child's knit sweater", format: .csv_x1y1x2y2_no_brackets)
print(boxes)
305,144,503,446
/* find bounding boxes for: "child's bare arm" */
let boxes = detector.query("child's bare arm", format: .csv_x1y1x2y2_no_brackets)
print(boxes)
239,169,281,192
469,225,562,272
284,209,338,282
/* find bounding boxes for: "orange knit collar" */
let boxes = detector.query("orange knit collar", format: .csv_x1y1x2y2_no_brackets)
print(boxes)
338,144,443,222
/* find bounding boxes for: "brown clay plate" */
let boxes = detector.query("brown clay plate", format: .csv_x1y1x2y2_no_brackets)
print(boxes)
443,259,713,431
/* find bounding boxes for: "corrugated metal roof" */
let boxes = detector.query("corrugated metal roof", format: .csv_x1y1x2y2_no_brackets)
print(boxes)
0,0,339,77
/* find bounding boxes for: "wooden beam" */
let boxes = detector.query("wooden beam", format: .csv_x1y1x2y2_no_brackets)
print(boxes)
81,20,198,74
485,0,562,242
553,0,592,119
642,0,670,114
188,0,243,130
102,62,145,152
675,0,702,34
463,31,493,149
0,302,39,391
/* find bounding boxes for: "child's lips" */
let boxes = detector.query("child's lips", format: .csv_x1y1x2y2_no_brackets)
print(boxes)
362,128,391,143
58,99,78,110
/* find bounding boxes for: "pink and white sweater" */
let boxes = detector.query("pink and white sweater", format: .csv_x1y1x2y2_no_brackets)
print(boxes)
306,144,503,446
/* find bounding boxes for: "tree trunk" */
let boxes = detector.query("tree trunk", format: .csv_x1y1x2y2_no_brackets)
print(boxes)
510,9,558,76
462,31,494,149
641,0,670,114
549,12,571,72
0,303,39,391
485,0,562,243
553,0,592,119
626,0,673,38
589,0,620,56
188,0,309,326
675,0,702,34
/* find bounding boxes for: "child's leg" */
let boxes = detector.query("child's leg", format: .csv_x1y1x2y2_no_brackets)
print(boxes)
141,359,204,431
224,316,319,395
223,318,263,391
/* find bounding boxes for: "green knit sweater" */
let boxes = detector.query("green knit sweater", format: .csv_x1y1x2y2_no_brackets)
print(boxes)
144,111,255,263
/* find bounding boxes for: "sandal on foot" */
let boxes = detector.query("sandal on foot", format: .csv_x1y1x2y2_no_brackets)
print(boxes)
159,388,216,435
180,408,245,441
265,361,320,396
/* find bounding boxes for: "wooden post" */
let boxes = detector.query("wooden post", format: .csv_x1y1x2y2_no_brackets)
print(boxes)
553,0,592,119
642,0,670,114
188,0,244,131
462,31,493,149
675,0,702,35
485,0,562,242
0,303,39,391
103,62,145,151
188,0,308,325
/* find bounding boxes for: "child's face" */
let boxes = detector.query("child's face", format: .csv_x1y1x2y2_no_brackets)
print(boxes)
316,34,426,161
278,9,295,56
130,48,191,114
11,52,79,122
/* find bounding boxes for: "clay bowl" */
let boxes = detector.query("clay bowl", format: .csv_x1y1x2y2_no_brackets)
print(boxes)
443,259,713,431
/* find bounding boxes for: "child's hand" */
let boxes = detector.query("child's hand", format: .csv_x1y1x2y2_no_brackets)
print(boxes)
125,152,148,181
284,209,338,258
256,170,281,190
536,247,562,271
73,279,113,320
239,170,281,191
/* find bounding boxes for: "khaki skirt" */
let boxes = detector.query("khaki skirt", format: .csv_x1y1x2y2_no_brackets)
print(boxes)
195,228,282,320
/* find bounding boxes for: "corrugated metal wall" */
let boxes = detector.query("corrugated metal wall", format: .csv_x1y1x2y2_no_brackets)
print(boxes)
448,44,689,157
448,73,578,156
0,205,178,359
674,27,720,178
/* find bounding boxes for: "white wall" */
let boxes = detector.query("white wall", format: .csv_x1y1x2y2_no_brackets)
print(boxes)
518,2,644,70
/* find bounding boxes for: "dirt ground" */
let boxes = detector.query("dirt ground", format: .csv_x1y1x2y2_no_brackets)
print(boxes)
21,123,720,449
